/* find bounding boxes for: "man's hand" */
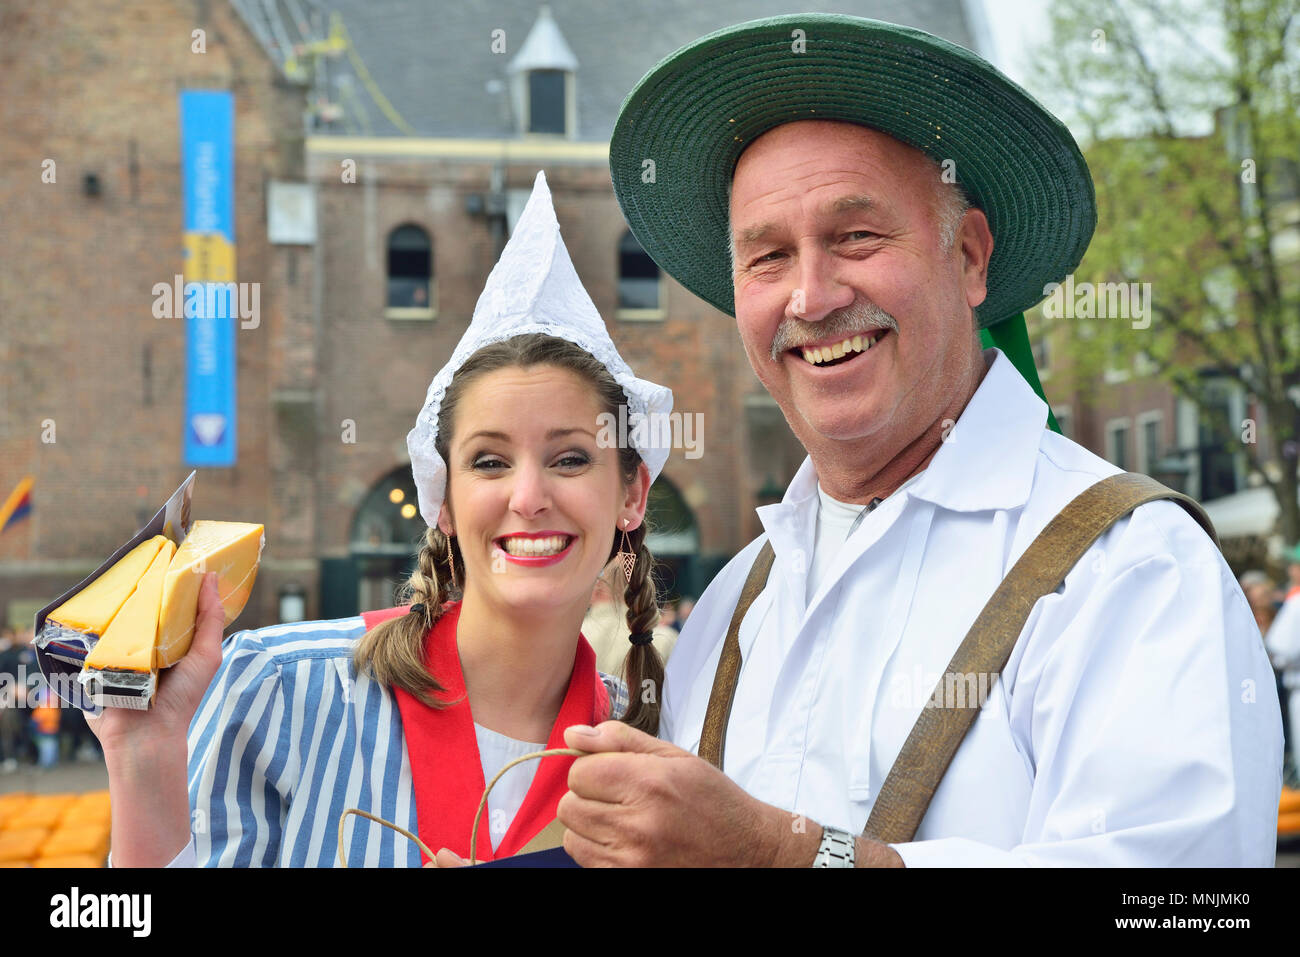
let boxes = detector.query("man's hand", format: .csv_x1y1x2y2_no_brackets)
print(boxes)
558,722,907,867
555,721,814,866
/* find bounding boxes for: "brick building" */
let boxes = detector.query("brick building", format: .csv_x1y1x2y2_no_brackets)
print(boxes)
0,0,983,629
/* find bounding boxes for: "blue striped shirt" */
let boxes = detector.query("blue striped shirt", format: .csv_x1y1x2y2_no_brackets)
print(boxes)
185,615,628,867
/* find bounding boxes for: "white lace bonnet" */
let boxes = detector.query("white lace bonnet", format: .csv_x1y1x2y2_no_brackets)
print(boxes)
406,170,675,528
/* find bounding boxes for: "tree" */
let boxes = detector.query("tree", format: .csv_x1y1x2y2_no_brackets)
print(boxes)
1027,0,1300,543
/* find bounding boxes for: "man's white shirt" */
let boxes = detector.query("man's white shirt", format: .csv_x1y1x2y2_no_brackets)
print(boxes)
663,347,1282,866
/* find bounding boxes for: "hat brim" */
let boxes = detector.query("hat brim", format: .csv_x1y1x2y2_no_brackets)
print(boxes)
609,14,1096,328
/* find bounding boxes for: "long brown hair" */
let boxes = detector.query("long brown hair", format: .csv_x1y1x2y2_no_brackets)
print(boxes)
353,333,665,734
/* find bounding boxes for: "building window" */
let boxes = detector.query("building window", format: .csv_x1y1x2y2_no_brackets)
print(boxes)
1054,405,1072,439
618,230,661,316
1105,419,1131,471
528,70,566,134
1136,411,1163,474
386,225,433,312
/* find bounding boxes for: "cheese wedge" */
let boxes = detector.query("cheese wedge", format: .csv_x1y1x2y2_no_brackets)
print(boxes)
83,539,175,674
156,521,264,667
46,536,168,639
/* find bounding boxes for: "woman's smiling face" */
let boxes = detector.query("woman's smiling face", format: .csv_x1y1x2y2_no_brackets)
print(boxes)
440,364,649,617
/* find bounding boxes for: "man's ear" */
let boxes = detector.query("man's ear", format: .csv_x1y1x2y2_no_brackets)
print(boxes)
621,462,652,531
958,207,994,311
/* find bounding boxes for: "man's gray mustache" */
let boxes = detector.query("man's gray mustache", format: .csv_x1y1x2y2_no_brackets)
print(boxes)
770,302,900,360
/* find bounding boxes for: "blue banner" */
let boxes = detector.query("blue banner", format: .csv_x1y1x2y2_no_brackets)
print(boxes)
179,90,237,466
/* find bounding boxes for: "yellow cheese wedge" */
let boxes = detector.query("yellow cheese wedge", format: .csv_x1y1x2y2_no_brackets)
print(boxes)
46,536,168,638
157,521,264,667
83,539,175,674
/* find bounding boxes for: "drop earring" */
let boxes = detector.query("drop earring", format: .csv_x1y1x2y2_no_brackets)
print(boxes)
446,536,459,591
615,518,636,584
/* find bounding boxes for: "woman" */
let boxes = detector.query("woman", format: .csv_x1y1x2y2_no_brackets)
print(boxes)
91,172,674,866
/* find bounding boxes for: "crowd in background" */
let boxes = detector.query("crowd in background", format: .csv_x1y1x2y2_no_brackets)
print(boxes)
1240,549,1300,789
0,625,101,773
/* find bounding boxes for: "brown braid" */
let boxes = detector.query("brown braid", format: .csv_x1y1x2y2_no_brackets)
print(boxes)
614,524,664,735
352,524,464,708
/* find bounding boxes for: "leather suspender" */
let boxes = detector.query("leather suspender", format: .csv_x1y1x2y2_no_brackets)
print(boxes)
696,472,1220,845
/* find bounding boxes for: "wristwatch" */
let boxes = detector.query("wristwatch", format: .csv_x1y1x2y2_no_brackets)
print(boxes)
812,825,857,867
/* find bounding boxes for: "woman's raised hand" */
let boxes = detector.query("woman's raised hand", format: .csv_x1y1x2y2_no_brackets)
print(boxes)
86,571,228,867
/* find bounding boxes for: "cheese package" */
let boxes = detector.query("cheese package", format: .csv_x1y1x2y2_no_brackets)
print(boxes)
79,539,176,707
33,472,269,711
40,537,169,653
156,521,265,667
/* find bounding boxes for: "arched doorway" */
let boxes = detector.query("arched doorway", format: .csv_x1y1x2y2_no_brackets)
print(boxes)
644,477,700,601
349,466,425,612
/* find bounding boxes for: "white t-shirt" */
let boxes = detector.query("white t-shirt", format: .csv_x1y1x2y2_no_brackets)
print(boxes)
808,475,924,603
473,722,545,852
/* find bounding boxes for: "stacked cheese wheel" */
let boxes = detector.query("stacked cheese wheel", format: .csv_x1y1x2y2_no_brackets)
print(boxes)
0,791,111,867
1281,786,1300,835
44,521,264,704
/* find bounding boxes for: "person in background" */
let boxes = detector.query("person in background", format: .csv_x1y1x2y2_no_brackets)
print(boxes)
1240,569,1279,635
5,627,38,767
30,684,60,770
583,564,678,676
0,626,22,771
1265,547,1300,786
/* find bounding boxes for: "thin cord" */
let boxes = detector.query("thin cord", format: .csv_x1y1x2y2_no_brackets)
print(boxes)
336,746,586,867
337,808,438,868
469,747,582,866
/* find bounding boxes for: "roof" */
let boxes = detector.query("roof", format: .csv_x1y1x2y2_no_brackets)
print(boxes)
234,0,979,140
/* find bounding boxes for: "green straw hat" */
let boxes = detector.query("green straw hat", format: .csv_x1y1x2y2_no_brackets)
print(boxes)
608,14,1096,330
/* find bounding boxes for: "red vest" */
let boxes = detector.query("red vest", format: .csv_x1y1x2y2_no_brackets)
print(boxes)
360,601,608,861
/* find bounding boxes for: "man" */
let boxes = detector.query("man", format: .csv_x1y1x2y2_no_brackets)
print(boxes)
555,15,1282,867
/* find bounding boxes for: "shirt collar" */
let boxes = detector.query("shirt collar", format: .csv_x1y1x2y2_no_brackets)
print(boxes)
773,347,1046,516
905,347,1047,512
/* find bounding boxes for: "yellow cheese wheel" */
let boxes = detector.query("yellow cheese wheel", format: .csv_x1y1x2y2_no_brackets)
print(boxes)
40,826,110,859
0,828,49,862
5,805,65,830
48,536,168,637
1279,810,1300,834
84,539,175,674
33,855,104,868
157,521,264,667
1279,787,1300,815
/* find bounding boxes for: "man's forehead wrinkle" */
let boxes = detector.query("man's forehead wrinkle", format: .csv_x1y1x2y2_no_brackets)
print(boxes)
732,189,886,249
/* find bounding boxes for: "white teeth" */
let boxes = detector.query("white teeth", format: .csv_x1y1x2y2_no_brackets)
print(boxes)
500,535,569,557
801,332,884,366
